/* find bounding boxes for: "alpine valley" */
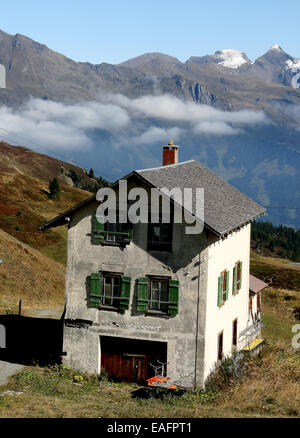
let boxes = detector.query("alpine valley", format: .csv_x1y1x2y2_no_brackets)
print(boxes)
0,29,299,227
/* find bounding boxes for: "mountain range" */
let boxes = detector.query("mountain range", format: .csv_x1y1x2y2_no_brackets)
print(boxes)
0,29,299,228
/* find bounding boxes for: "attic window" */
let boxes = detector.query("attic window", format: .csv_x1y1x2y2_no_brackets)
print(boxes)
91,211,132,245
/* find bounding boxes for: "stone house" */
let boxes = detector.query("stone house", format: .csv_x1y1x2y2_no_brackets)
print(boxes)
41,142,266,387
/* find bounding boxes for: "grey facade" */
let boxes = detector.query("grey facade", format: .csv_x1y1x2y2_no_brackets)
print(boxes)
42,160,265,387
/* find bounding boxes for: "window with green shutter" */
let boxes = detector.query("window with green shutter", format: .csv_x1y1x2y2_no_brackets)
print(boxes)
92,211,104,244
237,261,242,290
232,265,237,295
119,277,131,311
89,272,131,311
91,211,133,246
218,270,229,307
137,277,149,312
168,280,179,315
217,275,223,307
232,261,242,295
89,273,102,307
137,277,180,316
225,271,229,300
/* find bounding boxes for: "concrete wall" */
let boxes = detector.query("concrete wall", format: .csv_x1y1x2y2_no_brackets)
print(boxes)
63,197,211,385
0,65,6,89
203,224,251,382
62,182,252,386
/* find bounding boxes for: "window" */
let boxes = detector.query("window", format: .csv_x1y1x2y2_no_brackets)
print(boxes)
137,277,179,315
218,331,223,361
149,278,169,313
232,261,242,295
217,270,229,307
147,222,172,252
102,274,121,308
91,211,132,245
232,318,238,350
89,272,131,311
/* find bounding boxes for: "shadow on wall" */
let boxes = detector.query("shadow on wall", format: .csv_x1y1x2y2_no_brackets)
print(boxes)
0,314,64,366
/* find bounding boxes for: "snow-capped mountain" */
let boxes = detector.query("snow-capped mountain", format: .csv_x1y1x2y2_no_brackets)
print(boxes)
187,44,300,89
239,44,300,89
214,49,251,69
285,58,300,89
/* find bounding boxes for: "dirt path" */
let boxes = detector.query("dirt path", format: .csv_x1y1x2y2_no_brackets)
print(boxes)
0,360,23,387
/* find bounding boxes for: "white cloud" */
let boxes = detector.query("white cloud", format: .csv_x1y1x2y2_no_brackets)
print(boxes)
131,126,184,145
107,93,267,128
0,93,268,152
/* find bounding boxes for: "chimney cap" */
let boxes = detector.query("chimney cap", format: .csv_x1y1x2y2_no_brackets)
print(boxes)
163,138,179,148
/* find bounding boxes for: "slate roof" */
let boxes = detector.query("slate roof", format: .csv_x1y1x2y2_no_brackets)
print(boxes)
40,159,265,236
136,160,266,236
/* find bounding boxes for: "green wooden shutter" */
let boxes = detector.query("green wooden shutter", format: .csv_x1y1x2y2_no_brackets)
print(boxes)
137,277,149,312
168,279,179,315
225,271,229,301
119,277,131,310
218,275,223,306
90,273,101,307
122,224,133,244
92,211,104,244
237,262,242,290
232,266,237,295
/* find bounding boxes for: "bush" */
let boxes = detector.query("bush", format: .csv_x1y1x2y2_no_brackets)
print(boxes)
48,177,60,199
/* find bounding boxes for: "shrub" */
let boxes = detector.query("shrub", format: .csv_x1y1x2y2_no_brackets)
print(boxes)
48,177,60,199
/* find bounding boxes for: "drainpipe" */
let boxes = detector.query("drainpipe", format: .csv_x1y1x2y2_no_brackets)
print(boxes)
194,251,201,386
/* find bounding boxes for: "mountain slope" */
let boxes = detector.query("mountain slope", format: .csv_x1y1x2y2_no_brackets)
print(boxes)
0,227,65,313
0,141,92,263
0,29,300,122
0,30,299,228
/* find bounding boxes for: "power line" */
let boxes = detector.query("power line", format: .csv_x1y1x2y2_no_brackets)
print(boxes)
0,126,115,181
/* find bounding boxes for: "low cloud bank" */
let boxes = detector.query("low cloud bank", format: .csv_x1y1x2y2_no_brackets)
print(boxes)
0,94,268,152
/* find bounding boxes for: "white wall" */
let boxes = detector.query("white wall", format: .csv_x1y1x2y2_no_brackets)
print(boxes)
203,224,251,381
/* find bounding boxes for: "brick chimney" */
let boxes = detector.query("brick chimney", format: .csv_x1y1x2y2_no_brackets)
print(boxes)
163,139,179,166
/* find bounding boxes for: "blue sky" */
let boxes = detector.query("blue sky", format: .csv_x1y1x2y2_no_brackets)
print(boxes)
1,0,300,64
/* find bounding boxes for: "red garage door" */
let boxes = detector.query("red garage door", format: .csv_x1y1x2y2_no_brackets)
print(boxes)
100,336,167,384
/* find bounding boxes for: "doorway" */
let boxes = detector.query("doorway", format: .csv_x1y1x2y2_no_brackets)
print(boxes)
100,336,167,383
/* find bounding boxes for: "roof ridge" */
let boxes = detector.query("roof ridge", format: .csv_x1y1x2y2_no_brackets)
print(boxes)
136,159,196,173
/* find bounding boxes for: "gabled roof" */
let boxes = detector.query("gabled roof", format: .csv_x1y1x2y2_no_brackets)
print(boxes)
40,159,265,236
136,160,265,236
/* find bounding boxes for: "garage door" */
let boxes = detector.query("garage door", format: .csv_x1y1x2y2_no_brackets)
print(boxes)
100,336,167,383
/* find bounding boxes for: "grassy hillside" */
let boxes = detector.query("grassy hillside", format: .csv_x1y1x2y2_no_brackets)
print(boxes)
0,141,93,264
0,228,65,315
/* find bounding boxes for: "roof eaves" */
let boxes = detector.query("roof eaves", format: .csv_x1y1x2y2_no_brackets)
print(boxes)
218,209,266,238
38,172,137,231
39,194,96,230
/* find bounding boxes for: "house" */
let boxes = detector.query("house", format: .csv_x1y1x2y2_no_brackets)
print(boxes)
40,141,266,387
